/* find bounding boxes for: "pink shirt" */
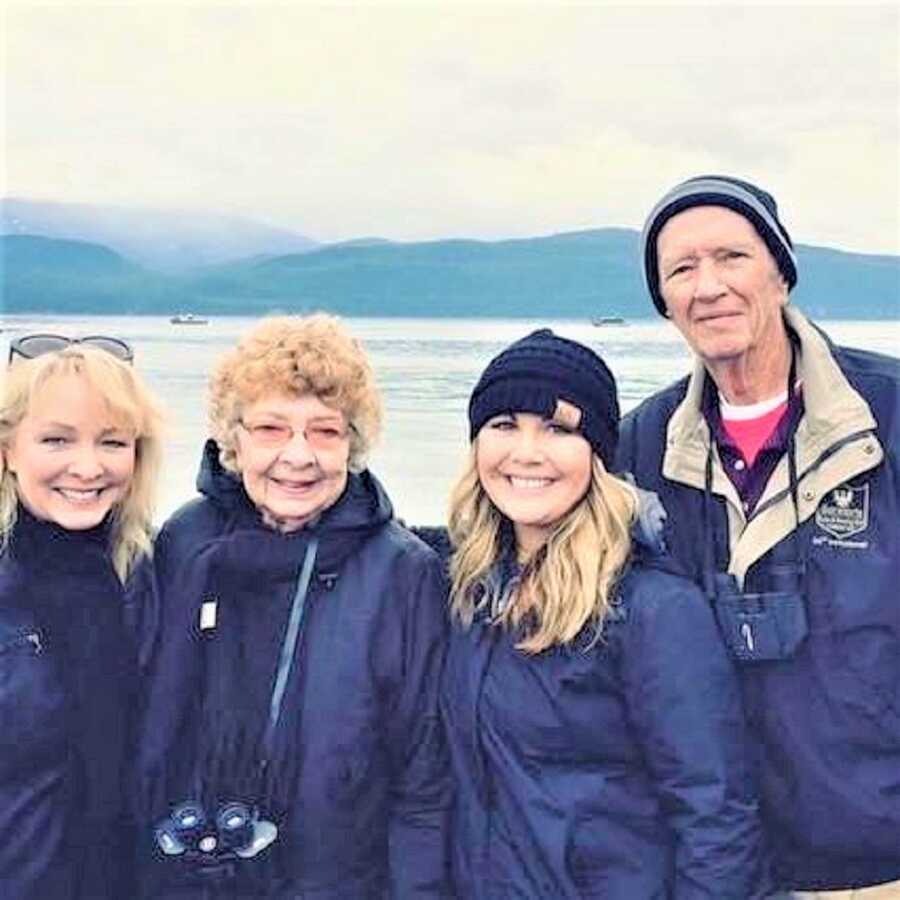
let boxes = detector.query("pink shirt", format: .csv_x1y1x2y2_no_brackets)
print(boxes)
720,394,789,467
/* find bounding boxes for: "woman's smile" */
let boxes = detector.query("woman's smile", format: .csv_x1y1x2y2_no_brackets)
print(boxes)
236,393,351,532
477,412,592,556
5,374,136,530
54,485,112,504
504,474,555,490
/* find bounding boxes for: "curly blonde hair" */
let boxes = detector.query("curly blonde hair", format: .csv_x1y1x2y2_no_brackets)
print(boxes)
208,314,382,474
0,347,164,581
448,450,637,654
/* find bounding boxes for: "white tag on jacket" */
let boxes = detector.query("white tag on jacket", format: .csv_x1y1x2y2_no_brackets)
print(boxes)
200,599,218,631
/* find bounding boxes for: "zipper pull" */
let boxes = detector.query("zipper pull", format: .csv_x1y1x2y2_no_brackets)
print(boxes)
740,622,755,653
26,632,43,654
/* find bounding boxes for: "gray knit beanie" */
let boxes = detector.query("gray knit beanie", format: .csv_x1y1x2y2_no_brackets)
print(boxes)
641,175,798,316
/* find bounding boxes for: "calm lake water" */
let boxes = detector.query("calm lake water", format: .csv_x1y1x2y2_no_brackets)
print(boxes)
2,314,898,525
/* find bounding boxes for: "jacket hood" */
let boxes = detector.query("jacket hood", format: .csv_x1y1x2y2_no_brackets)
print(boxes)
191,439,395,587
629,482,668,557
196,438,246,509
623,479,693,581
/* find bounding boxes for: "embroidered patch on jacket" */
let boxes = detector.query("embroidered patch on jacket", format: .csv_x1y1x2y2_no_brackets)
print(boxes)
815,483,870,541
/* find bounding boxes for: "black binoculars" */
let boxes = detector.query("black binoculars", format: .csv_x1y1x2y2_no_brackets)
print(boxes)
154,799,278,862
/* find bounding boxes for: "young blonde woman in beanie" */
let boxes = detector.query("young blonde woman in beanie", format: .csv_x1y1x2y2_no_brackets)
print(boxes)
435,329,770,899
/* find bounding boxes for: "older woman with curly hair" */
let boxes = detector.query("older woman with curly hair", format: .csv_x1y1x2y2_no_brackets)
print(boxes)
134,315,450,898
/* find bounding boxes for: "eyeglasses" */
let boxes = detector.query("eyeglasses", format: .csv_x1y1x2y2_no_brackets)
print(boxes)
8,333,134,365
238,419,352,451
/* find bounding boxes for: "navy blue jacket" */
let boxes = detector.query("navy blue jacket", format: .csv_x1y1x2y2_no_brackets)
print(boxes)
424,528,767,899
134,441,451,898
0,508,136,899
616,309,900,890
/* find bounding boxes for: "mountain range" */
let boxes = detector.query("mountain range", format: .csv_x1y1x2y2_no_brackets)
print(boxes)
1,198,318,272
1,199,898,319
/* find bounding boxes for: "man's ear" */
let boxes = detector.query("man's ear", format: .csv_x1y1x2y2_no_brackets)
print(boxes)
771,268,790,305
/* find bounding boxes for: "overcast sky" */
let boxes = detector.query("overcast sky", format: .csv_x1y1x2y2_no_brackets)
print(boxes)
4,2,899,253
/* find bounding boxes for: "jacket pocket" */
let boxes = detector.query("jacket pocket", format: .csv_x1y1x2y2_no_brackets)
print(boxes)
712,574,809,663
822,584,900,721
0,625,66,770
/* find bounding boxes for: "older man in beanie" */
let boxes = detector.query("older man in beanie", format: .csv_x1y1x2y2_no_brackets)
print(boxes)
616,175,900,896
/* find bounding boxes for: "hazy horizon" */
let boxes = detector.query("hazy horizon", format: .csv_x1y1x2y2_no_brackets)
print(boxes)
3,195,899,261
5,4,899,256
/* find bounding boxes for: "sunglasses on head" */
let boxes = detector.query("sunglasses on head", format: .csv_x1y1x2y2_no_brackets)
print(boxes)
8,333,134,365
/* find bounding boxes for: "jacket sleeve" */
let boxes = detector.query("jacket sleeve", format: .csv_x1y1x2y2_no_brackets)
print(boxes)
619,570,772,900
385,546,452,898
124,514,210,827
123,546,162,678
123,506,197,678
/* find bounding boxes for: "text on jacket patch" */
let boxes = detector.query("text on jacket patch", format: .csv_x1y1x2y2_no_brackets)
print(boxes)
813,483,870,549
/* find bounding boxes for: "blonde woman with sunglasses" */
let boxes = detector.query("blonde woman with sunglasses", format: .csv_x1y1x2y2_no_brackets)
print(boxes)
0,335,163,898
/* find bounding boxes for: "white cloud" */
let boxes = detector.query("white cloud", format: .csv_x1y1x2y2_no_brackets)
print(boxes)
4,2,898,252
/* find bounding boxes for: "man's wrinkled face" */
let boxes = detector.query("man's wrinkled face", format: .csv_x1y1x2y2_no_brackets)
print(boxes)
657,205,788,366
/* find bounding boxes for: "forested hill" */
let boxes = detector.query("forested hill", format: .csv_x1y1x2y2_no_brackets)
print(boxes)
2,230,898,319
1,235,190,313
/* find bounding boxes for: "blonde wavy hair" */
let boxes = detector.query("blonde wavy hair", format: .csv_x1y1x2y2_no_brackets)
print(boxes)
208,314,382,474
449,449,637,654
0,347,164,581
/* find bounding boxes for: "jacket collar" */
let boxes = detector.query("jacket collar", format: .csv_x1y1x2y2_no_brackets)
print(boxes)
8,503,113,572
663,306,879,491
193,438,394,582
662,307,884,583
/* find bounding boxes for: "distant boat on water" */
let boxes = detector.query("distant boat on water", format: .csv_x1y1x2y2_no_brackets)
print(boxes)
170,313,208,325
591,316,627,326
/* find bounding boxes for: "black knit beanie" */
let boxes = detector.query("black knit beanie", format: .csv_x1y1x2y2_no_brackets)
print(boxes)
641,174,798,317
468,329,619,466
